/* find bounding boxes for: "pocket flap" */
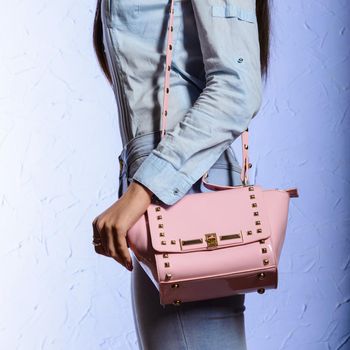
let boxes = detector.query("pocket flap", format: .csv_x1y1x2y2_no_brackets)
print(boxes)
211,4,256,23
147,185,270,253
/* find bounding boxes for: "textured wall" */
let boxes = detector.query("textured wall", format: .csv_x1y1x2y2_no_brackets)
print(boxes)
0,0,349,349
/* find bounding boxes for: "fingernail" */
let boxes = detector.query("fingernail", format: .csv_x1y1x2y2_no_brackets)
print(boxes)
126,261,133,271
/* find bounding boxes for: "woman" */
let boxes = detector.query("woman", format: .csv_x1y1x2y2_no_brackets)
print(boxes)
92,0,270,348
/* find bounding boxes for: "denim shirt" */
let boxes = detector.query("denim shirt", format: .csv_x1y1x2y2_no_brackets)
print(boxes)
102,0,262,205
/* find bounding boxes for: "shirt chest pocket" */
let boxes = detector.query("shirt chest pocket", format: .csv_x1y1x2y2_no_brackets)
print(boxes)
107,1,140,31
211,2,257,23
107,0,186,46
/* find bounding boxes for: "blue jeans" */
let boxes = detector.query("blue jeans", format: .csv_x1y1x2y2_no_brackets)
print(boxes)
118,131,247,350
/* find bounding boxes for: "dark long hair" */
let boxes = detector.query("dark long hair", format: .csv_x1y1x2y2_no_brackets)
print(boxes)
93,0,271,85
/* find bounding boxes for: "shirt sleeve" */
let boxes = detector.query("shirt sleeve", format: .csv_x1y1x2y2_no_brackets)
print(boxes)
131,0,263,205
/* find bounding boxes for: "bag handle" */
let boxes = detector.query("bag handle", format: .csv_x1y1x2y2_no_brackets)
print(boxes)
161,0,250,186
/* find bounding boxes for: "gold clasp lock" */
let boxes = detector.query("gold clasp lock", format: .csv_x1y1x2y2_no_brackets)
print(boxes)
205,233,218,249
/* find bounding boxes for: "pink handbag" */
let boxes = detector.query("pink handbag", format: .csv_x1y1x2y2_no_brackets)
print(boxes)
126,0,299,306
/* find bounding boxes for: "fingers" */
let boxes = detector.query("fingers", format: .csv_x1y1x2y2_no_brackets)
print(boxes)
94,244,106,256
112,225,133,270
92,218,108,257
92,218,133,271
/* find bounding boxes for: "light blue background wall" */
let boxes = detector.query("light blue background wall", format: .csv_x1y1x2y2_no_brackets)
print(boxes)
0,0,348,349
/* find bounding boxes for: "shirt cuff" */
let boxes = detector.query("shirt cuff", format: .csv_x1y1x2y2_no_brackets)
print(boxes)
131,152,195,206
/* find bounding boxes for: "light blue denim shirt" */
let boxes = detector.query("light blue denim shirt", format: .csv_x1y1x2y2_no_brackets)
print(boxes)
102,0,262,205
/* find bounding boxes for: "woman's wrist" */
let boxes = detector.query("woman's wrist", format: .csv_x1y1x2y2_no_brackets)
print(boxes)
127,179,154,203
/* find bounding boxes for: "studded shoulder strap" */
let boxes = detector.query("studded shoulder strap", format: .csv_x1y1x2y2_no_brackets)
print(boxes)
160,0,250,185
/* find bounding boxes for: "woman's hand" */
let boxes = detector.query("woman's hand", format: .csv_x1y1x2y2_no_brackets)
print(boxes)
92,180,153,271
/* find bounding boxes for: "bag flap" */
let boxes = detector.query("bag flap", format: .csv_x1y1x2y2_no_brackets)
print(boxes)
146,185,272,253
